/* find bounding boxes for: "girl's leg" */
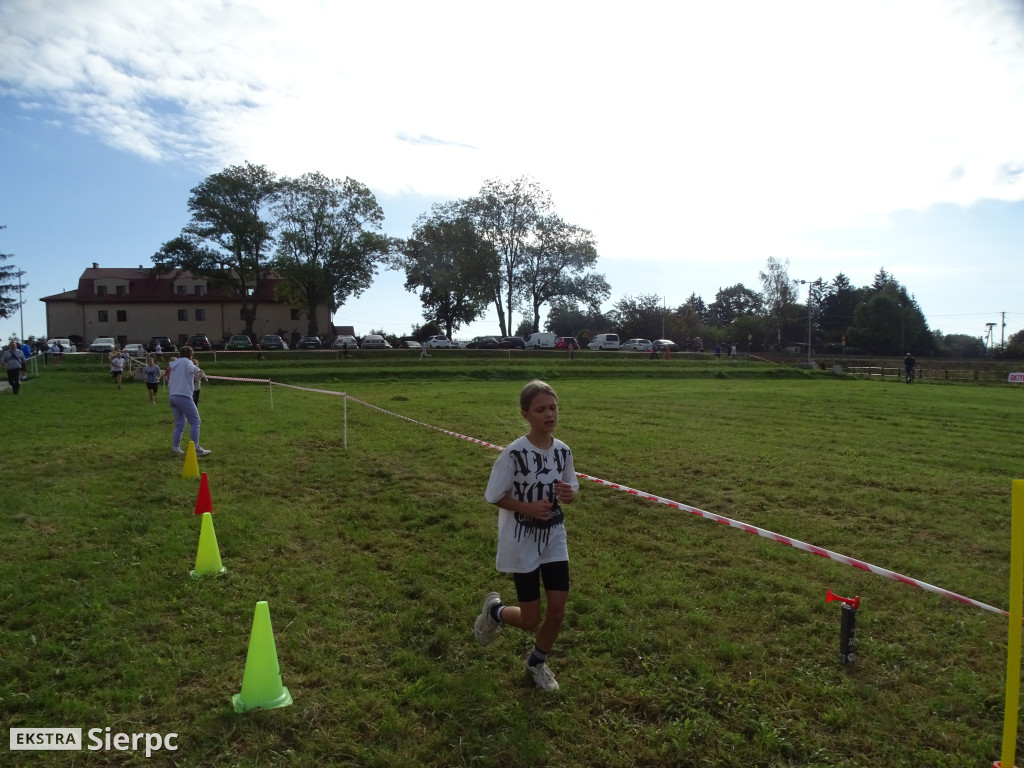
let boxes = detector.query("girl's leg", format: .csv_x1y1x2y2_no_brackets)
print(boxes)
170,398,187,450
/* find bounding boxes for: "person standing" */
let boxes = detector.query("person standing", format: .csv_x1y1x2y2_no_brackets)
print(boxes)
904,352,917,384
167,345,211,457
192,365,208,406
473,380,579,692
2,340,26,394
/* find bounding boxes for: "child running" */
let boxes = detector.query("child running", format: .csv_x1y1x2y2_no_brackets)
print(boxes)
143,354,162,405
473,379,579,691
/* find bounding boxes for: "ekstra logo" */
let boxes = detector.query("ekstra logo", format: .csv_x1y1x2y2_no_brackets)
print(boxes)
10,727,178,757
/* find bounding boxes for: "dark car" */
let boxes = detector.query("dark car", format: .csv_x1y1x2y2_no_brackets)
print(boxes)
258,334,289,350
554,336,580,350
295,336,322,349
188,334,212,351
466,336,500,349
147,336,178,353
498,336,525,349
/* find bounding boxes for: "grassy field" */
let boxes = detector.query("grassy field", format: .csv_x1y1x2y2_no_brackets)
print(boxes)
2,352,1022,766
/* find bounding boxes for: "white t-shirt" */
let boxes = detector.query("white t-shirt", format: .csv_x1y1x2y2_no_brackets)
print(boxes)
485,434,579,573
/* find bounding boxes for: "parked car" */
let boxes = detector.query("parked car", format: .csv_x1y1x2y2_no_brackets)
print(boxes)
187,334,212,351
621,338,654,352
295,336,322,349
123,343,147,358
466,336,499,349
147,336,178,353
360,334,390,349
587,333,621,351
332,335,358,349
424,335,453,349
498,336,526,349
88,336,117,353
554,336,580,350
524,332,556,349
258,334,289,350
398,339,422,349
652,339,678,352
47,338,75,353
226,334,253,350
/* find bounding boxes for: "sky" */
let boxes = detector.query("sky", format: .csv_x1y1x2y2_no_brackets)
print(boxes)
1,0,1023,346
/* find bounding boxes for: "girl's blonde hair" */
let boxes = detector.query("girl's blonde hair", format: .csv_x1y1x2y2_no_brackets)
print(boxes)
520,379,557,411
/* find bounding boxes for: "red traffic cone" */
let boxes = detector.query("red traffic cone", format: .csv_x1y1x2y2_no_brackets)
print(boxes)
194,472,214,515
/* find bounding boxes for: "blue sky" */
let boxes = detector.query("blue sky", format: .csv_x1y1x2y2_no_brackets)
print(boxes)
2,0,1023,346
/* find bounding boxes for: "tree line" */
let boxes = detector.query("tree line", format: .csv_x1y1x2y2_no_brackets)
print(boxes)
3,166,1017,359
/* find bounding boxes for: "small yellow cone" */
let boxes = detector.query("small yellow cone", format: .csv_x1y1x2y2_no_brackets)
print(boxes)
232,601,293,712
181,440,200,479
190,512,226,578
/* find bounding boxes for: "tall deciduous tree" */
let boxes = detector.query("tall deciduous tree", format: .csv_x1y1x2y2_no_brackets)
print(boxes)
0,226,27,321
759,257,803,350
466,176,552,337
272,173,388,336
153,162,280,337
610,294,669,340
520,214,608,334
708,284,762,327
398,205,495,340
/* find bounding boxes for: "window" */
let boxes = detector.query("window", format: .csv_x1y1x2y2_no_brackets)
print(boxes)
194,285,204,296
246,287,255,296
290,308,300,320
116,310,127,322
96,286,107,296
177,285,187,296
178,309,188,321
195,309,206,321
115,285,125,296
98,310,108,322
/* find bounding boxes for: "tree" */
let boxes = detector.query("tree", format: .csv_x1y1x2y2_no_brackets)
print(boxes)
939,333,987,359
398,206,495,340
819,273,861,346
759,257,804,351
153,162,280,337
544,300,609,340
519,214,609,334
466,176,552,337
708,284,762,328
272,173,389,336
609,294,668,340
847,270,933,355
0,226,27,321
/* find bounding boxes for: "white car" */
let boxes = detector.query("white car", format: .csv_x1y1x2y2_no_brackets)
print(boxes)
88,336,117,353
359,334,391,349
332,335,358,349
621,338,654,352
424,335,453,349
123,343,147,358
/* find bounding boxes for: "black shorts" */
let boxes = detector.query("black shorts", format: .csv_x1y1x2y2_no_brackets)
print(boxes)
512,561,570,603
146,382,159,392
111,370,122,378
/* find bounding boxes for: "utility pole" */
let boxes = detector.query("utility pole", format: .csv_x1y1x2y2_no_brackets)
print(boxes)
1002,311,1007,348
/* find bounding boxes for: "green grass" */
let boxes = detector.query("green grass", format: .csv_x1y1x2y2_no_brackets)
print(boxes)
2,353,1023,766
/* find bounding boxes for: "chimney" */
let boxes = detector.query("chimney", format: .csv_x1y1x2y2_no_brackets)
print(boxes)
92,262,98,269
139,265,143,269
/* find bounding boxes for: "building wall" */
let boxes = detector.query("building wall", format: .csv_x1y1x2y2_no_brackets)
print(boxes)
44,266,331,347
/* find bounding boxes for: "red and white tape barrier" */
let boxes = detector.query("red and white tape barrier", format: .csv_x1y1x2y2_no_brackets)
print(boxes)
212,381,1010,616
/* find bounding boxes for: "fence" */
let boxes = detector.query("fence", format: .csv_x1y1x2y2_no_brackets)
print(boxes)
847,366,1016,382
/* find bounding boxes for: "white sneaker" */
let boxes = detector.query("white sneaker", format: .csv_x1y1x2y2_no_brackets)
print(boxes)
473,591,502,646
196,447,212,457
527,661,559,691
172,448,183,455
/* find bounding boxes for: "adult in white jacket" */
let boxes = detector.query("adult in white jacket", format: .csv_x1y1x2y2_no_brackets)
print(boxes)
167,345,211,457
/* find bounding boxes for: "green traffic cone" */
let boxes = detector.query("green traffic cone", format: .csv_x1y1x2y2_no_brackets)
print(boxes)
189,512,226,578
232,601,292,712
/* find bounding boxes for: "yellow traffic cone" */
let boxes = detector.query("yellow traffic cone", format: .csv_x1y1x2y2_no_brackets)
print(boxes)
232,601,293,712
189,512,226,578
181,440,200,479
